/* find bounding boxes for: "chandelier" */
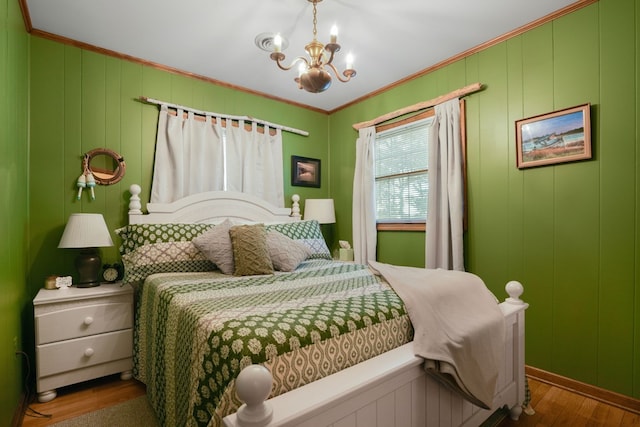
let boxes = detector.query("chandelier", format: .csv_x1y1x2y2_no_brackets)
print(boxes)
269,0,356,93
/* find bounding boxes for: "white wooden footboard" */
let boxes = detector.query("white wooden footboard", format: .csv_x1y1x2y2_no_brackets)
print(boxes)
224,281,528,427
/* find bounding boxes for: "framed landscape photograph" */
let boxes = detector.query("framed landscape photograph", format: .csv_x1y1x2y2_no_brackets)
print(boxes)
291,155,321,187
516,103,591,169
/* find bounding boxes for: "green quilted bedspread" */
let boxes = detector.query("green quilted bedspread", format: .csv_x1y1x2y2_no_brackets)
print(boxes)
134,260,413,427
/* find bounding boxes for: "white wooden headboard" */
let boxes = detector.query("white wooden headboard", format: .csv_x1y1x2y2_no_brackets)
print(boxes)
127,184,300,224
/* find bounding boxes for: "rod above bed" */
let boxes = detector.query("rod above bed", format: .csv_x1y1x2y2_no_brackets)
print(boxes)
139,96,310,137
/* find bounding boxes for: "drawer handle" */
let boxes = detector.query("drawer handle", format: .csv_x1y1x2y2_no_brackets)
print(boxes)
83,316,94,326
84,348,94,357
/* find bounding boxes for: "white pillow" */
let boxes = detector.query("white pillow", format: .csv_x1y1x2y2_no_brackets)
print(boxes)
192,219,234,274
264,220,331,259
266,231,313,272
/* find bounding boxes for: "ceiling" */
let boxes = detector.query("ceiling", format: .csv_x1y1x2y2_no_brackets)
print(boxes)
25,0,583,112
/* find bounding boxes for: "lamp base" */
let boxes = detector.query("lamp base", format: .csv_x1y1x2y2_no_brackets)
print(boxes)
75,248,102,288
76,281,101,288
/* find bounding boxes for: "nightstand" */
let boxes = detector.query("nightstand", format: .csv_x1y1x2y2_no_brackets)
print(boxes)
33,283,134,403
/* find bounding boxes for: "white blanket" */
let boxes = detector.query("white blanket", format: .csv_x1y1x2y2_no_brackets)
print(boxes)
368,261,505,409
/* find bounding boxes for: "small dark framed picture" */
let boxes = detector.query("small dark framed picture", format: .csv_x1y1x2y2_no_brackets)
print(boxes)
291,155,321,188
516,103,591,169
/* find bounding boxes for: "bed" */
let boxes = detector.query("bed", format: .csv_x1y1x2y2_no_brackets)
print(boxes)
122,184,528,427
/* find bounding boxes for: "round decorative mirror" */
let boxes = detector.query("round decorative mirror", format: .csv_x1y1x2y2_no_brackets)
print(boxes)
82,148,126,185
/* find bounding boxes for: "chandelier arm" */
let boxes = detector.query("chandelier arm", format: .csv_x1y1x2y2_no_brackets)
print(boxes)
323,50,336,67
273,55,310,72
323,43,340,66
325,62,353,83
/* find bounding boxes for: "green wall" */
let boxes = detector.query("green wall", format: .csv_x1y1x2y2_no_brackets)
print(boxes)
330,0,639,399
27,37,331,294
0,0,29,424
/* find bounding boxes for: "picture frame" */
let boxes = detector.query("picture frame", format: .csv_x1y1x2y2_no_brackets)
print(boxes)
516,103,591,169
291,155,321,188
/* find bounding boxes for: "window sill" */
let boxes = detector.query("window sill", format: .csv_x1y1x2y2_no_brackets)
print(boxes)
376,223,425,232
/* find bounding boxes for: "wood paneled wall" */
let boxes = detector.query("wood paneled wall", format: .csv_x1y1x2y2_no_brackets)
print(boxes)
0,0,30,425
27,37,331,292
329,0,639,400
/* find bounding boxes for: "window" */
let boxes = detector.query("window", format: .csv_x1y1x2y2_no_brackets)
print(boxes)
374,111,434,231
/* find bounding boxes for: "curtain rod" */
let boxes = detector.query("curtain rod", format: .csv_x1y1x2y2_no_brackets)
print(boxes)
139,96,309,137
352,82,483,130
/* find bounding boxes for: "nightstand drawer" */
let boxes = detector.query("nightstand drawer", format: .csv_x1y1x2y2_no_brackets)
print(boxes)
35,302,133,344
37,329,133,377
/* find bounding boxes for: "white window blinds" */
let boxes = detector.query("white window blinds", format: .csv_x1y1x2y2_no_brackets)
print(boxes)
374,117,434,223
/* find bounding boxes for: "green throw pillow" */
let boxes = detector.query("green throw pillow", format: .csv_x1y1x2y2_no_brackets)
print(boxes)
230,224,274,276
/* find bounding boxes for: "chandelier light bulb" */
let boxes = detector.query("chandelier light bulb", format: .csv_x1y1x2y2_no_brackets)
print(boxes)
346,53,354,70
330,25,338,44
273,34,282,52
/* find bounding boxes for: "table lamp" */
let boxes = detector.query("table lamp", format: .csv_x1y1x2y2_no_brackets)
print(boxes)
304,199,336,251
58,213,114,287
303,199,336,225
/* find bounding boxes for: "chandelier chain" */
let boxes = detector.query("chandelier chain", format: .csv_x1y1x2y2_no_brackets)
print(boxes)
312,1,318,39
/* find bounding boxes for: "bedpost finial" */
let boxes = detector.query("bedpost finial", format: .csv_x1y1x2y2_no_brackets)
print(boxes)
129,184,143,215
235,365,273,426
291,194,301,218
505,280,524,305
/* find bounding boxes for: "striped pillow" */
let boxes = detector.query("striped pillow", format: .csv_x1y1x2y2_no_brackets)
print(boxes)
115,223,216,285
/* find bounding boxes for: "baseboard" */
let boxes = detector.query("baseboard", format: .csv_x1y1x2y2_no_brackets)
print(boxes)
526,365,640,415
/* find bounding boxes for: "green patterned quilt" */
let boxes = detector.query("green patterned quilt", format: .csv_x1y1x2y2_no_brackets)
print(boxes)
134,259,413,427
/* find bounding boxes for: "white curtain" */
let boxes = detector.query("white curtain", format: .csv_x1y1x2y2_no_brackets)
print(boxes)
226,121,284,207
352,126,377,264
151,106,284,206
151,107,224,203
426,98,465,270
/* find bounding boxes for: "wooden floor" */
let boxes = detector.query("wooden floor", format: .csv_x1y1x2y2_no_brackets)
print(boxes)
20,374,146,427
499,378,640,427
19,375,640,426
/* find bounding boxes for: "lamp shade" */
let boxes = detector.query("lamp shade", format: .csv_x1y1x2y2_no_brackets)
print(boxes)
304,199,336,224
58,213,114,248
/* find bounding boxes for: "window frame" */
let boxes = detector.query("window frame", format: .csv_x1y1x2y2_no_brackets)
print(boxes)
374,109,434,232
374,100,467,232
